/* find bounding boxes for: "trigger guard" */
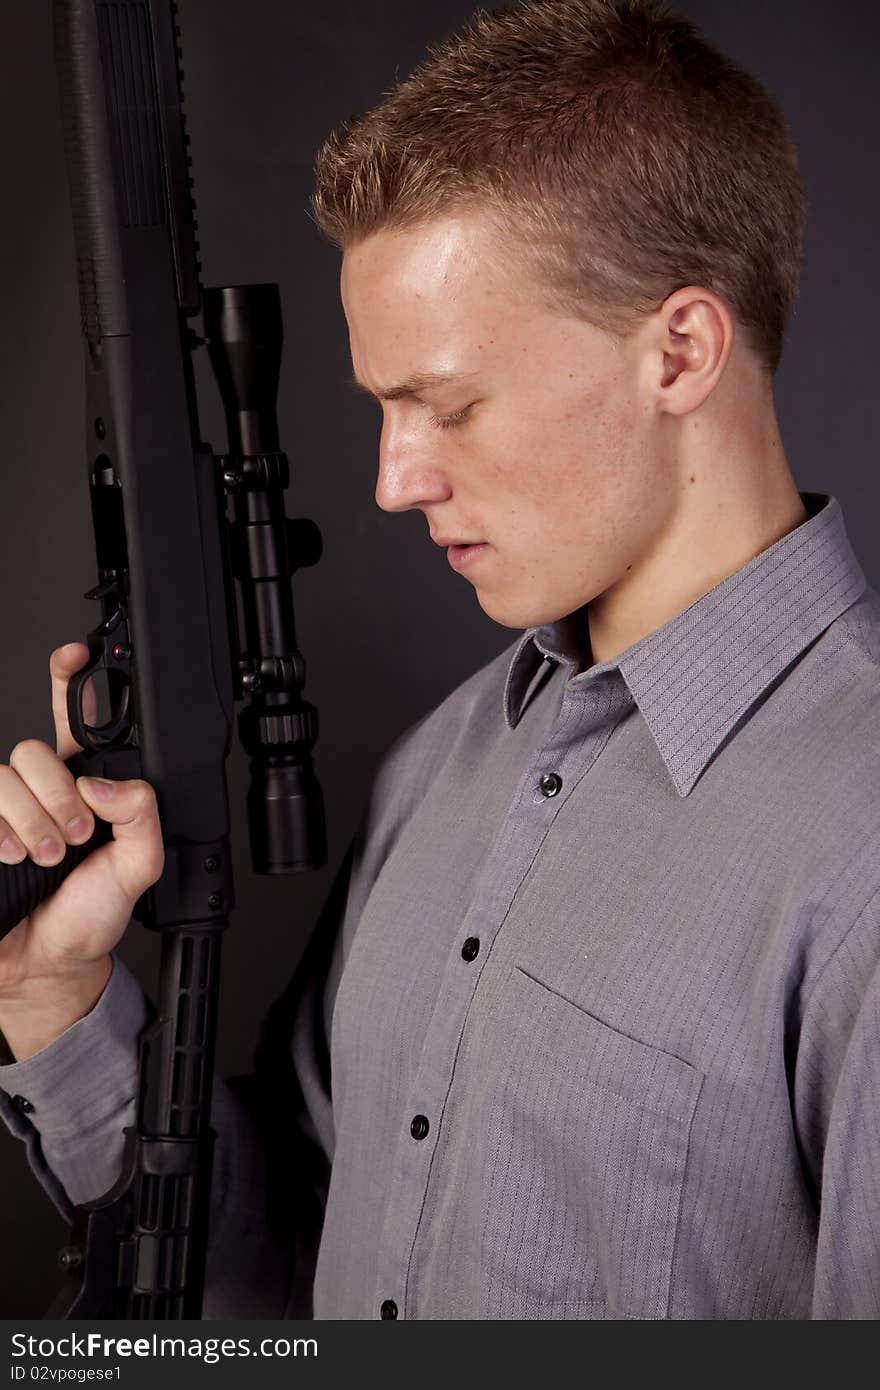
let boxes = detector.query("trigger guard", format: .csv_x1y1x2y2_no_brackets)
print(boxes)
67,659,132,750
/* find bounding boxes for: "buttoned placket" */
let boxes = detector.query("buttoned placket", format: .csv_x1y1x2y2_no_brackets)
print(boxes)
373,666,633,1318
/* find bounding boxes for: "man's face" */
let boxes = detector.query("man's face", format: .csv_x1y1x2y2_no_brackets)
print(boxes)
341,210,672,632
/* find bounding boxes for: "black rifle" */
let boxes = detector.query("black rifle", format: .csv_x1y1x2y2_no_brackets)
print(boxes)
0,0,326,1317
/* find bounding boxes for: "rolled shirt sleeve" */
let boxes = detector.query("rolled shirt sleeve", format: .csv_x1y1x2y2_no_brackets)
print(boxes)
0,954,145,1216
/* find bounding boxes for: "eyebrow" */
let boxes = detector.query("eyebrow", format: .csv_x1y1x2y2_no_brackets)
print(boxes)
349,370,479,402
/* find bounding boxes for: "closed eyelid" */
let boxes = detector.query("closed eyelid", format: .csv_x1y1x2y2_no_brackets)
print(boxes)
368,395,481,431
428,403,476,429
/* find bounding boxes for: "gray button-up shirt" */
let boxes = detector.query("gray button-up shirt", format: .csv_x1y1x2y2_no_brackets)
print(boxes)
3,490,880,1320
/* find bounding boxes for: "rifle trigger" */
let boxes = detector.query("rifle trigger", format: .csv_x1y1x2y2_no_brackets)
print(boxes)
67,631,134,752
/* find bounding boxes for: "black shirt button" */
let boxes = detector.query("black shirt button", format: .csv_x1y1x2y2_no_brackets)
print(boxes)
461,937,480,962
539,772,563,797
12,1095,34,1114
410,1113,430,1141
380,1299,398,1320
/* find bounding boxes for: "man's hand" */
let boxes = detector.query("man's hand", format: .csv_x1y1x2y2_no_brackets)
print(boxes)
0,643,164,1060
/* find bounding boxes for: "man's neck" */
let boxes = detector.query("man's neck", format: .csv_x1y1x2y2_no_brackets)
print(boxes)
587,410,806,668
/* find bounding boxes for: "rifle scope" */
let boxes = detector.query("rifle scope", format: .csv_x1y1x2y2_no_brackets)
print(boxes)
204,282,327,876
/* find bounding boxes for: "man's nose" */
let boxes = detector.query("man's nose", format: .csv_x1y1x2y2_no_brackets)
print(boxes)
375,420,451,513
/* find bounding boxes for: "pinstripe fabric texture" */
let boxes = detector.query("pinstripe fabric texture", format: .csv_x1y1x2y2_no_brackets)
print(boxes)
4,490,880,1320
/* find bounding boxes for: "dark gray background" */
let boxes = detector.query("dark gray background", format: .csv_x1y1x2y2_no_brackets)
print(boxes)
0,0,876,1318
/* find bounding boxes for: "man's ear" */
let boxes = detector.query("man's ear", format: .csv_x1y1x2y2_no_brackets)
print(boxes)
654,286,735,415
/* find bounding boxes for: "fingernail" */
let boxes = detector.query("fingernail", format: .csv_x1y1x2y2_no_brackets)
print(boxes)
0,837,24,859
82,777,114,801
66,816,89,839
36,836,62,863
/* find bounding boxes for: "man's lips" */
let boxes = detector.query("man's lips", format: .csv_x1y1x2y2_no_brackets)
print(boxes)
444,541,490,572
432,537,486,547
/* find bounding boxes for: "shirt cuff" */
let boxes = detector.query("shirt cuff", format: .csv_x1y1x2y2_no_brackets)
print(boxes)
0,952,149,1142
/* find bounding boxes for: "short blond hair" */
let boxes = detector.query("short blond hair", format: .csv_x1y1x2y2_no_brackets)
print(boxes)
311,0,808,375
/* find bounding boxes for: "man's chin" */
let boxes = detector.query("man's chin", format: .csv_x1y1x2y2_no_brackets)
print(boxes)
474,589,560,633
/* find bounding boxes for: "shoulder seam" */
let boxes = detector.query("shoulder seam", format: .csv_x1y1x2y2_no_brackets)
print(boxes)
799,876,880,1020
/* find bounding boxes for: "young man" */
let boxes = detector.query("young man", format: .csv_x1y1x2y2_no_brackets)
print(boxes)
1,0,879,1319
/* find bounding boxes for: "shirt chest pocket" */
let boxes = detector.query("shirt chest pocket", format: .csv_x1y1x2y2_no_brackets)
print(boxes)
469,965,704,1319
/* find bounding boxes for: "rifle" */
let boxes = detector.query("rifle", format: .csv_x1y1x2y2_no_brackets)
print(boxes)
0,0,327,1317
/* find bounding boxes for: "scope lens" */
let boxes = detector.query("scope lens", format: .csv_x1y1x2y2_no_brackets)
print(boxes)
248,761,327,874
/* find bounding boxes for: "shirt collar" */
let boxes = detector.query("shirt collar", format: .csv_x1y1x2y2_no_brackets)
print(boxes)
503,493,867,797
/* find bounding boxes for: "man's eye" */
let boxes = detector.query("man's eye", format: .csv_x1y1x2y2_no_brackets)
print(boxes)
428,405,473,430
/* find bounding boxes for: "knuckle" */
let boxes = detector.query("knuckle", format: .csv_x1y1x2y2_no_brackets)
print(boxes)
0,767,16,807
9,738,48,768
128,845,165,897
45,790,80,824
0,763,28,809
37,795,67,822
20,814,56,845
131,780,158,812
